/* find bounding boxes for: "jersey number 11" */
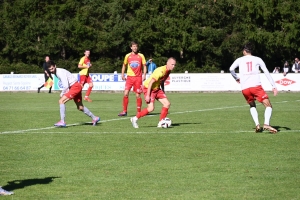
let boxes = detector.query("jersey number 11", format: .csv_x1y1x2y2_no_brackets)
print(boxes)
247,62,252,72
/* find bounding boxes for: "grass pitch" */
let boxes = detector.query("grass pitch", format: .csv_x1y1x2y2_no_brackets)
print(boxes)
0,91,299,199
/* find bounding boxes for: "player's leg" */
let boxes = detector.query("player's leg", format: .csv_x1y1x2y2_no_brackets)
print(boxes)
130,87,155,128
84,76,93,102
133,77,143,113
38,74,47,93
47,75,52,93
261,99,277,133
54,95,70,127
242,88,260,132
75,99,100,126
119,78,132,116
130,102,154,128
136,92,143,113
255,86,277,133
157,96,171,128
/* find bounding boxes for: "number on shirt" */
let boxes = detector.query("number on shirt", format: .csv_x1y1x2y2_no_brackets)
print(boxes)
246,62,252,72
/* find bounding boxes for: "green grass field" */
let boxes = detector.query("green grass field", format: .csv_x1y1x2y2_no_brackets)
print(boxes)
0,91,299,199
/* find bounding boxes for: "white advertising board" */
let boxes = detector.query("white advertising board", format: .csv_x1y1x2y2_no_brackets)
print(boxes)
0,73,299,92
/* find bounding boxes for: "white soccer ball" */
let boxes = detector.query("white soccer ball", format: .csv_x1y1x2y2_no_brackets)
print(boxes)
161,117,172,128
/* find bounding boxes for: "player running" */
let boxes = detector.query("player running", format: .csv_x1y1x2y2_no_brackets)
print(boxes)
229,43,278,133
130,57,176,128
78,50,94,102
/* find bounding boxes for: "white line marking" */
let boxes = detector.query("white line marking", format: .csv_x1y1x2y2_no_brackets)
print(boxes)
2,130,299,135
0,100,297,134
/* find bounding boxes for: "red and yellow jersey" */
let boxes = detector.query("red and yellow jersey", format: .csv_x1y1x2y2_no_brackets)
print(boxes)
79,56,91,76
143,65,171,90
124,52,146,77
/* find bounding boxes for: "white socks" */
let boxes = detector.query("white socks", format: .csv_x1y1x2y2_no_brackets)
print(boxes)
250,106,272,126
264,107,272,125
250,107,259,126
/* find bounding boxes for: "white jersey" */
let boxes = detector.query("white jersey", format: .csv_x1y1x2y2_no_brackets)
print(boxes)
55,68,78,96
229,55,277,90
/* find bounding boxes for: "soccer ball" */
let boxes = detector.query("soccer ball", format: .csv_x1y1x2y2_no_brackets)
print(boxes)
161,117,172,128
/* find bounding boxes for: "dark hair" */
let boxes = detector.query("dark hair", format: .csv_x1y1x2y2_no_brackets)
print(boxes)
243,43,252,53
46,60,55,68
130,41,138,47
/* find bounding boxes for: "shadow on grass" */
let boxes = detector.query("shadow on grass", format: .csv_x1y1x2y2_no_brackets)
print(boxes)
273,125,290,131
144,122,202,128
171,122,202,127
2,176,61,192
57,122,101,127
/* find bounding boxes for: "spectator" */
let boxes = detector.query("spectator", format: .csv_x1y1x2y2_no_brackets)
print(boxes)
272,67,280,73
146,58,157,74
283,61,290,76
292,58,300,73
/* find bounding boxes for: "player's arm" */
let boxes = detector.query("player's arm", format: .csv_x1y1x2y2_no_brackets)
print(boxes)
121,63,126,80
145,78,156,103
142,64,147,81
229,60,240,83
78,58,89,69
141,55,147,80
259,59,278,96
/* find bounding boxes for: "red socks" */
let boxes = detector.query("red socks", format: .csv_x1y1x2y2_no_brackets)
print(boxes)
86,86,93,97
137,108,149,118
137,97,142,112
123,96,129,112
160,107,169,121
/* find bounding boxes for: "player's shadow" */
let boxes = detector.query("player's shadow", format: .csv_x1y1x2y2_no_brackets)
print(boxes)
146,122,201,128
273,125,290,131
171,122,202,127
254,125,291,133
81,122,101,126
1,176,61,192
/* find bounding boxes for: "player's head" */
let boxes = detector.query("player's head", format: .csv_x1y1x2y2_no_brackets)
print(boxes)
130,41,139,53
46,60,56,73
166,57,176,71
84,50,90,57
243,43,252,55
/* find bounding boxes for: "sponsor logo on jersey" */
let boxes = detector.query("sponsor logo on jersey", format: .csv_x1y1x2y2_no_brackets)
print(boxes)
129,61,139,68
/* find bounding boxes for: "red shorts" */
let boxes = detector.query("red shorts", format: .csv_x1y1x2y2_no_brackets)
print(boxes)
125,76,142,93
79,75,92,85
64,82,83,103
143,87,167,103
242,85,269,103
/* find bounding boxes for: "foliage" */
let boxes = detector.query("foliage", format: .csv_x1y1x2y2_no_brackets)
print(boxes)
0,0,299,74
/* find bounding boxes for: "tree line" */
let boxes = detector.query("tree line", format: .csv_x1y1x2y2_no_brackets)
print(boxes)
0,0,299,74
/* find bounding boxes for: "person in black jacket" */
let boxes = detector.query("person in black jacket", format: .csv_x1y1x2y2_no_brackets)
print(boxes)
38,56,52,93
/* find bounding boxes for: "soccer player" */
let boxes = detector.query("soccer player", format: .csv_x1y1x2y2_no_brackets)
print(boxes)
38,56,52,93
47,61,100,127
118,41,147,116
78,50,93,102
130,57,176,128
229,43,278,133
